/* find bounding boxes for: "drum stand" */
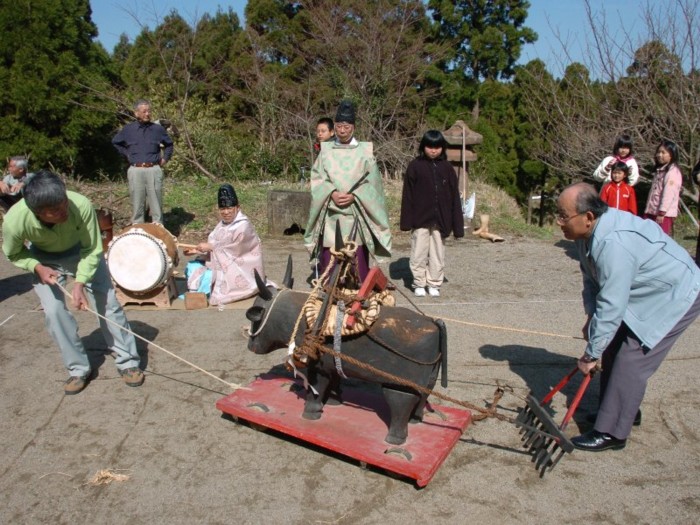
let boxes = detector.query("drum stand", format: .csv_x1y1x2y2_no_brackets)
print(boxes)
114,277,178,308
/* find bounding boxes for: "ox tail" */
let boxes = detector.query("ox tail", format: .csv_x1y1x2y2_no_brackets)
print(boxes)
435,318,448,388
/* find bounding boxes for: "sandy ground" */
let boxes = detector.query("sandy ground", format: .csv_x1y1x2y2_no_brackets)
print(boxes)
1,232,699,525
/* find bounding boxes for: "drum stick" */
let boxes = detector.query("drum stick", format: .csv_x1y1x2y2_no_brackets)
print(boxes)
178,243,199,250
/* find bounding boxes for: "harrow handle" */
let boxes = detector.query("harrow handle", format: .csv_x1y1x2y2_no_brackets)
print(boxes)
559,372,592,431
540,366,579,405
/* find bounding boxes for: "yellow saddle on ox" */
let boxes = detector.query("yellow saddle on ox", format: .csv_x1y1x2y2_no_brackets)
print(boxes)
303,288,395,337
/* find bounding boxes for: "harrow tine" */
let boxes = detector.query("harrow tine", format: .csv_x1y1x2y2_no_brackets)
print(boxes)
530,436,552,460
514,368,590,477
534,443,555,471
524,432,541,451
547,447,568,471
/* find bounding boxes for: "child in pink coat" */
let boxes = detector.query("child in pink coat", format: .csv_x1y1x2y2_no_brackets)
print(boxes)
644,140,683,235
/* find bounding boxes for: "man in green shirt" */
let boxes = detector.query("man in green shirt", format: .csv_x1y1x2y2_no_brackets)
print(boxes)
2,171,143,395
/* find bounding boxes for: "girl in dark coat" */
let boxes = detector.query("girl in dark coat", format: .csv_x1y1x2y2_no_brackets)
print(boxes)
400,130,464,297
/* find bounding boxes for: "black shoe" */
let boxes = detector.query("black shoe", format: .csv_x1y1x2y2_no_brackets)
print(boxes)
572,430,627,452
585,409,641,426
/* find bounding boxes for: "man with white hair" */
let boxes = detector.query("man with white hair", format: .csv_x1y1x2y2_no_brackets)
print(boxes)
0,156,33,212
112,99,174,224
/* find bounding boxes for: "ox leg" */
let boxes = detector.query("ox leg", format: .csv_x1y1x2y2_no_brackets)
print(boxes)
322,374,343,406
411,367,440,422
382,388,419,445
302,366,332,420
411,394,429,423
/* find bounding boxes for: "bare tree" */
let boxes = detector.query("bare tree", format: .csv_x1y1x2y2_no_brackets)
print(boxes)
519,0,700,200
230,0,448,179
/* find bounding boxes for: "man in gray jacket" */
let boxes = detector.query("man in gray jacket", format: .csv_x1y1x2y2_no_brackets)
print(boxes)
556,183,700,452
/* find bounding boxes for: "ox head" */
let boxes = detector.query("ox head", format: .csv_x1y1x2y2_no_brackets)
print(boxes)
245,255,294,354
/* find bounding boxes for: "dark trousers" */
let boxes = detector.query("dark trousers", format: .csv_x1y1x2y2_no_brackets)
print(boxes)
318,245,370,283
595,292,700,439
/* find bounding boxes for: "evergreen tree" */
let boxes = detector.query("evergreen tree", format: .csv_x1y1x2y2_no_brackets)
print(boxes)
428,0,537,81
0,0,119,176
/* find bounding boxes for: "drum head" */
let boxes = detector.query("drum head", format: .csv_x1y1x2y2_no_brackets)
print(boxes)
107,231,169,293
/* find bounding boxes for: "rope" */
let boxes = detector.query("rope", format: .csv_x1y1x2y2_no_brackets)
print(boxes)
438,316,584,340
247,288,291,338
54,281,248,391
363,248,584,341
302,288,395,337
312,342,511,423
289,242,361,366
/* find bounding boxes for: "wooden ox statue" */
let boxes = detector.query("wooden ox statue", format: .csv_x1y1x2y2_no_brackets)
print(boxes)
245,258,447,445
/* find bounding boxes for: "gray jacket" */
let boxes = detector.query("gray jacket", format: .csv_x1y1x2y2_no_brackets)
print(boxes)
577,208,700,358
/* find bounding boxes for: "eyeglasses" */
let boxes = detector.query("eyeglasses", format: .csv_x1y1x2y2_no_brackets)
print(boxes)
555,212,584,224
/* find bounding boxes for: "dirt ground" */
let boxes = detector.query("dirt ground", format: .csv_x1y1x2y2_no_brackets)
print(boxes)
1,231,699,525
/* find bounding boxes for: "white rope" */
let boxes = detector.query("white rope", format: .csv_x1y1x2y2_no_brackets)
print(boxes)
0,314,16,327
246,288,291,337
55,281,248,391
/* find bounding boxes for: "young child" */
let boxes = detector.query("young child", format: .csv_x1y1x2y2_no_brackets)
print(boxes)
644,140,683,235
400,130,464,297
313,117,334,157
599,161,637,215
593,134,640,186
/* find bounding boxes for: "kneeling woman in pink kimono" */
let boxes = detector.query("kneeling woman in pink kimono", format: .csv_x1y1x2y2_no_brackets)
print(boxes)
184,184,267,306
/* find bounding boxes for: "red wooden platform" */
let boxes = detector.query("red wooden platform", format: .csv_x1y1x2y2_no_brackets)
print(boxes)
216,374,471,487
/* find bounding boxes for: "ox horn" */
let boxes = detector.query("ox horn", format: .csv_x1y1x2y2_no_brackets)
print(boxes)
254,269,273,300
283,255,294,289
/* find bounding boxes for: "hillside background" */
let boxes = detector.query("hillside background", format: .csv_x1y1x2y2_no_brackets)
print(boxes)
1,0,699,241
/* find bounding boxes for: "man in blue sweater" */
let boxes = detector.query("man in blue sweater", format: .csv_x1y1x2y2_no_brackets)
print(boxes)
557,183,700,452
112,99,174,224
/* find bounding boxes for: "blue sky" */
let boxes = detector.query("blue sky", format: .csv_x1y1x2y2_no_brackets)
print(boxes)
91,0,645,75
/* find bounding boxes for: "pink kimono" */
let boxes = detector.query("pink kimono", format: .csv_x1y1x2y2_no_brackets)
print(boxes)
187,211,265,305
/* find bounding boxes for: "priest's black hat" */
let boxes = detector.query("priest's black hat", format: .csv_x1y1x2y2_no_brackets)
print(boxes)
334,100,356,124
218,183,239,208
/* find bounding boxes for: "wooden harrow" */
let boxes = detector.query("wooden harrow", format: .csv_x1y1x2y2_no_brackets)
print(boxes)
515,367,592,477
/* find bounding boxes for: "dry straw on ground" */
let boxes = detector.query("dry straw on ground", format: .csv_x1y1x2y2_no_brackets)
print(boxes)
86,469,130,486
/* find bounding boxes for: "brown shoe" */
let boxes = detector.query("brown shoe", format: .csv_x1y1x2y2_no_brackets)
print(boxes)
119,367,145,387
64,375,89,395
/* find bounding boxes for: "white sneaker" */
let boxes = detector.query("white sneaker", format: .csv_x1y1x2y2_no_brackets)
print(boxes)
414,287,426,297
428,287,440,297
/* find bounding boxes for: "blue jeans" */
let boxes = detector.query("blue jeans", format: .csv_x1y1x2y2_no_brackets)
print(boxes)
31,246,140,377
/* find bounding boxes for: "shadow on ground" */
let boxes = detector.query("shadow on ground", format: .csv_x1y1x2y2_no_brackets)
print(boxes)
479,343,599,424
164,207,196,236
555,239,579,261
389,257,412,290
0,274,33,303
83,319,156,371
